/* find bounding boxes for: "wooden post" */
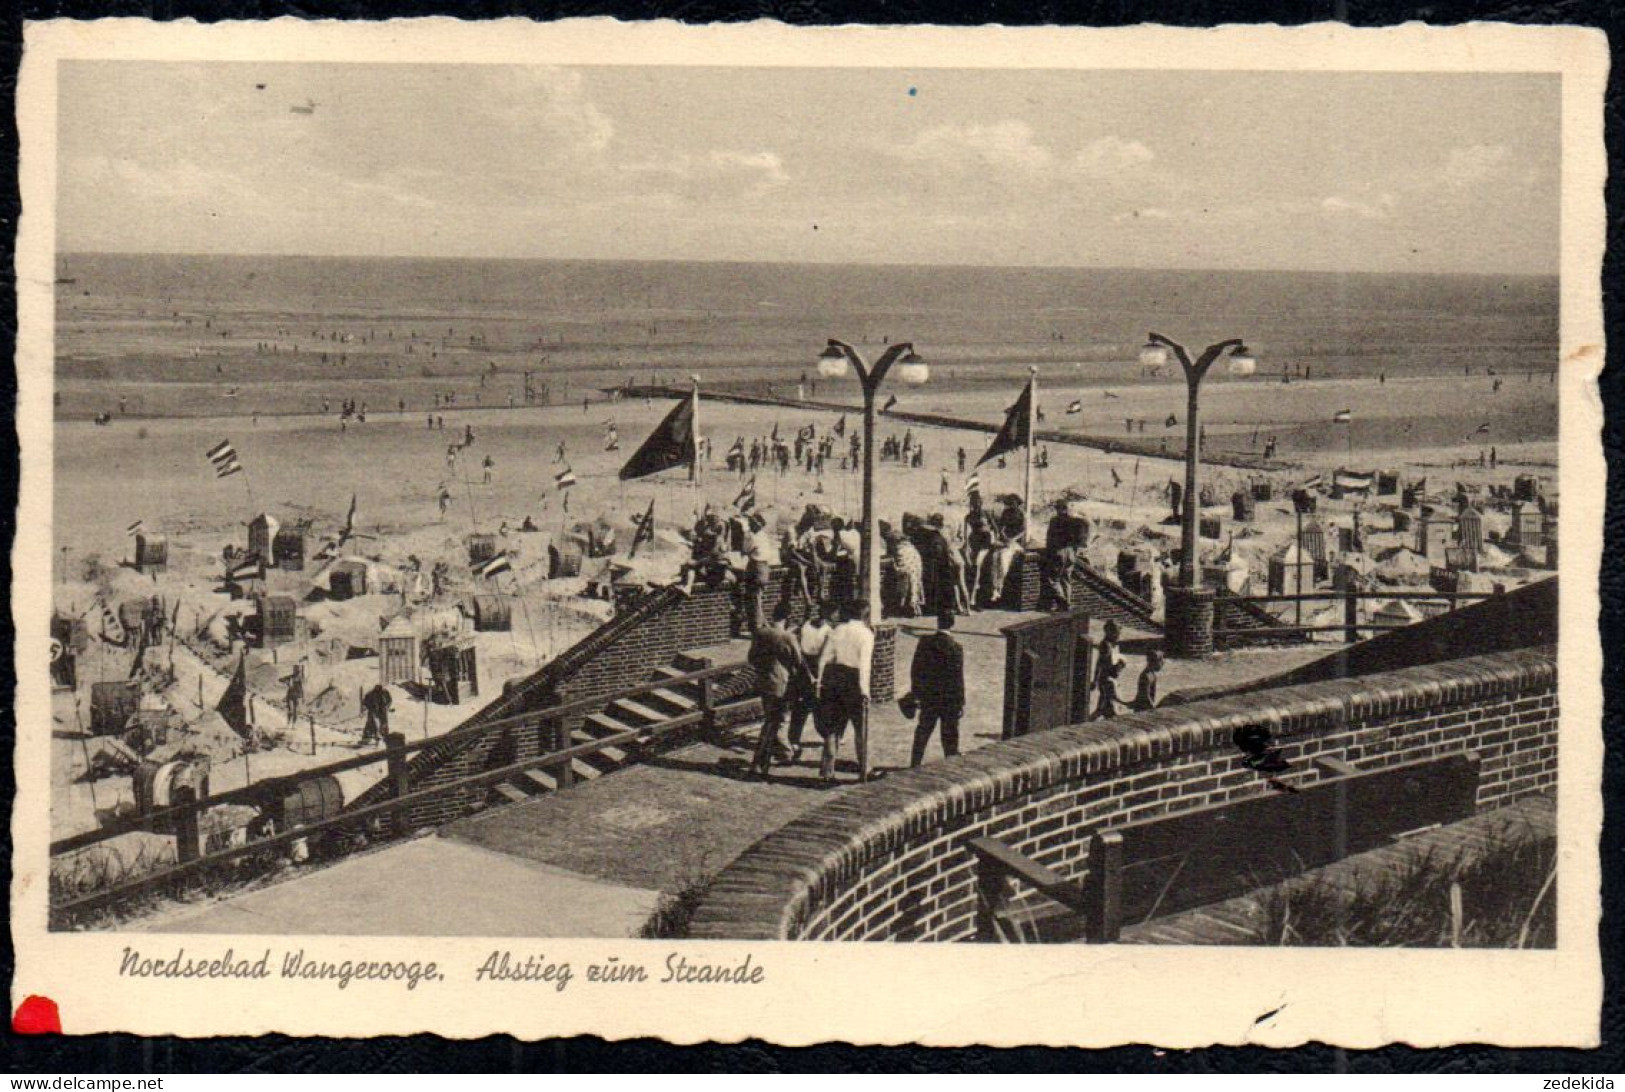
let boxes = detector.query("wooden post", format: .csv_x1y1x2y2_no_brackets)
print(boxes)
698,674,716,739
1344,586,1359,644
172,785,204,864
552,717,575,790
1086,831,1124,943
973,854,1008,942
385,731,410,834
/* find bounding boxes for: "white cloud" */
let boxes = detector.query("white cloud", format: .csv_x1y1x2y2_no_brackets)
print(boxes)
705,150,791,189
1321,193,1398,220
1441,144,1511,189
893,121,1053,173
1074,136,1155,176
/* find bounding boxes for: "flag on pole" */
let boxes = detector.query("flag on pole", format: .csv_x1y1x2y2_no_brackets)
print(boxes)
1164,413,1179,428
882,394,898,413
228,557,263,582
629,499,656,558
474,552,512,579
618,394,696,481
1111,467,1123,487
215,459,244,479
555,467,577,490
98,602,125,645
833,415,846,437
1301,474,1324,490
733,475,757,513
125,519,144,536
1475,422,1491,434
1333,409,1352,424
977,379,1034,467
964,472,981,497
1066,400,1083,415
205,440,237,465
770,421,780,441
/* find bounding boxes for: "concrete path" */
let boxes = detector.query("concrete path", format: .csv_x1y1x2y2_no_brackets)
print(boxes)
137,834,660,937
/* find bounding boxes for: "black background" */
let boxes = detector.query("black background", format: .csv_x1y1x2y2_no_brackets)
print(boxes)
1,0,1620,1072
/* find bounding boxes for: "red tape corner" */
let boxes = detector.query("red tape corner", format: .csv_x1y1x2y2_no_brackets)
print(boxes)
13,995,62,1034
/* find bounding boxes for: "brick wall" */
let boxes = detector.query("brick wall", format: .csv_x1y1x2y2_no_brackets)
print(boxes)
686,646,1558,941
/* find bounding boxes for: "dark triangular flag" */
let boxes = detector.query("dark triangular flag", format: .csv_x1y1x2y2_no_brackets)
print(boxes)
882,394,898,413
977,380,1033,467
833,415,846,438
619,395,696,481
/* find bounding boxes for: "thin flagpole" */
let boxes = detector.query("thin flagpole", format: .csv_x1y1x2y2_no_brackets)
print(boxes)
1128,456,1141,528
1023,367,1037,545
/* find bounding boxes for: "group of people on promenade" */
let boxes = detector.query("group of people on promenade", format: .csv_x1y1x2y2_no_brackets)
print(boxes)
743,606,1165,786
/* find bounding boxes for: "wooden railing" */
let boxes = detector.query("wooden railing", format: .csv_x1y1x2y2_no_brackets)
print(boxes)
50,661,756,919
1215,589,1497,644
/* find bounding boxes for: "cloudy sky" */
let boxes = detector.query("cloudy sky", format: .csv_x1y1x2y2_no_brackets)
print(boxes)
57,62,1559,274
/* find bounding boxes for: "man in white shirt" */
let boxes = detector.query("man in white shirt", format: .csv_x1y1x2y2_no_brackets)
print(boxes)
788,608,832,764
815,600,877,783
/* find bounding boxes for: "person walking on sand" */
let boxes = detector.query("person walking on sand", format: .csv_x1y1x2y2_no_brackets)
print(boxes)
360,682,393,746
482,454,495,484
747,604,805,779
815,600,876,784
908,611,965,767
284,669,304,728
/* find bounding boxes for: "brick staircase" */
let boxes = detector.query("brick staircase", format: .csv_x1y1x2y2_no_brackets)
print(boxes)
484,647,755,808
1069,566,1164,634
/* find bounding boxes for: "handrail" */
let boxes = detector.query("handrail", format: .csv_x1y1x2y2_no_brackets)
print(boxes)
50,659,751,857
50,697,759,917
1230,591,1495,605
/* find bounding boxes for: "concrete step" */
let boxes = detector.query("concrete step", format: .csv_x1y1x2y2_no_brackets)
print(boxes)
570,757,603,782
520,767,558,793
604,698,669,727
491,782,530,804
582,711,637,740
640,687,697,715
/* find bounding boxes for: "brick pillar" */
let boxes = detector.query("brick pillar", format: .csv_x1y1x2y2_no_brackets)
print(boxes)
871,625,897,703
1164,584,1215,658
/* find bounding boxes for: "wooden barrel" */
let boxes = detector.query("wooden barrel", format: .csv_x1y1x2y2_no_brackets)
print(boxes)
278,776,344,829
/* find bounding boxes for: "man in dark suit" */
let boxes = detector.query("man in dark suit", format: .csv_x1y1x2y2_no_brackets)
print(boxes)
1042,498,1091,609
748,603,806,779
909,611,966,767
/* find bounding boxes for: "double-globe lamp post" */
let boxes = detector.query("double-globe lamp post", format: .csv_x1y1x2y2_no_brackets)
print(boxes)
817,339,930,624
1138,332,1256,658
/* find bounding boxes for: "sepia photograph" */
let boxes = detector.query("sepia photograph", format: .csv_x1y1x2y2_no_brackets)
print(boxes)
10,19,1607,1046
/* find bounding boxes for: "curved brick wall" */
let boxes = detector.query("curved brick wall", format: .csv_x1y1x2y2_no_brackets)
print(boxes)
687,647,1557,941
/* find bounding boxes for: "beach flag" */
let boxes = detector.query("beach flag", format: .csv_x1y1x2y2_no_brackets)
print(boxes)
474,552,512,579
1066,400,1083,415
1301,474,1324,490
215,459,244,479
798,424,816,442
206,440,236,465
1475,422,1491,434
125,519,144,537
629,499,656,558
833,415,846,437
98,602,124,646
977,379,1033,467
1164,413,1179,428
882,395,898,413
770,421,780,441
1333,409,1352,424
734,475,757,513
555,466,577,490
964,472,981,497
1111,467,1123,487
619,393,697,481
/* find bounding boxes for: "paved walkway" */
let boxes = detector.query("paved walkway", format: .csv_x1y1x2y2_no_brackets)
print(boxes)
126,612,1322,936
138,834,659,937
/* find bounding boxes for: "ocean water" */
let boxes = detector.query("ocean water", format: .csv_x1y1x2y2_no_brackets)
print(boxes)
54,253,1559,421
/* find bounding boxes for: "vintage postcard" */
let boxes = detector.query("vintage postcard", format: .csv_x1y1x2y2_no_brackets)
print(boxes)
10,18,1607,1046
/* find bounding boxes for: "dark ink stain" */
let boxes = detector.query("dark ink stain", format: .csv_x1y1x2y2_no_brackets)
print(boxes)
1253,1004,1285,1026
908,86,918,97
1233,723,1290,774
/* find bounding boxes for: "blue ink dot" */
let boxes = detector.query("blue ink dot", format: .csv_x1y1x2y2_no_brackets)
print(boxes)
908,86,917,97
